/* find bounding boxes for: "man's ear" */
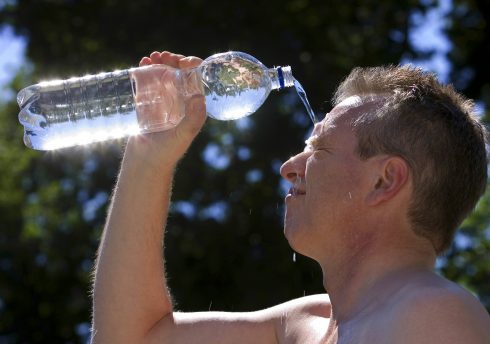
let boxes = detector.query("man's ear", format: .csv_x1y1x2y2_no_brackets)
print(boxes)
366,156,409,206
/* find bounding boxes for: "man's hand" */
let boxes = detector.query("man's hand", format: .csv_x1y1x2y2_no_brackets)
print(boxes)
128,51,206,170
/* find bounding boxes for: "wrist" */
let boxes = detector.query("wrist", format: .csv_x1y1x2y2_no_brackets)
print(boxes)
123,135,180,177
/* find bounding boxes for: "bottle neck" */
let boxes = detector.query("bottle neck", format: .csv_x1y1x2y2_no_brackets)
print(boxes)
269,66,294,90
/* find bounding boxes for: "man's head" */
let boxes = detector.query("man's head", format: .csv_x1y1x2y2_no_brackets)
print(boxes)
333,65,488,253
281,101,381,258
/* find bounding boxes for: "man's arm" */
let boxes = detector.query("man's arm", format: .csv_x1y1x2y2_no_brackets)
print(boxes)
91,51,208,343
145,294,331,344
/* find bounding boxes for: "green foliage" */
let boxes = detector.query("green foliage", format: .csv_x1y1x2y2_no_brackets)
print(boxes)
0,0,489,342
441,0,490,313
441,192,490,306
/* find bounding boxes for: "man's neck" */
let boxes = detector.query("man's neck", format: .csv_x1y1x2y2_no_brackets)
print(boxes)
319,236,436,323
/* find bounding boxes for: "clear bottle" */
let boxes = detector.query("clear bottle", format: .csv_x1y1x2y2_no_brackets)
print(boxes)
17,51,294,150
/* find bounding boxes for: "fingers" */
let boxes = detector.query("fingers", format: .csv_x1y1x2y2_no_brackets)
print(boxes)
149,51,163,64
139,57,152,67
160,51,185,68
148,51,184,68
139,51,202,69
179,56,203,69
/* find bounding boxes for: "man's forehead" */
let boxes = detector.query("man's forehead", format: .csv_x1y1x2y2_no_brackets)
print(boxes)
304,105,358,152
313,100,360,135
306,95,385,147
336,95,364,108
319,95,386,131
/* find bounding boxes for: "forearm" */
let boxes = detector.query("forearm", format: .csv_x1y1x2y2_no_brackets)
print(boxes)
92,137,176,343
91,51,206,343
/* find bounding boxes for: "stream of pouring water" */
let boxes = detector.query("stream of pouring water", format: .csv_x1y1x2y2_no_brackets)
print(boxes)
294,79,318,124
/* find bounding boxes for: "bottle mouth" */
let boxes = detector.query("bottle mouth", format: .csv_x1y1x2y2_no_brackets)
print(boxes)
276,66,294,89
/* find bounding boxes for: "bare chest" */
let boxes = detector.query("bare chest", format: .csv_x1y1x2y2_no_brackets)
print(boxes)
279,305,394,344
335,315,393,344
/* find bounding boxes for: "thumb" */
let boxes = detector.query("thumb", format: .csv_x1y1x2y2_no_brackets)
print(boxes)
177,95,207,141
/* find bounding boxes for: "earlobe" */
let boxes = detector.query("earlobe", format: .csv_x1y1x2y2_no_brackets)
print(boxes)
366,157,409,206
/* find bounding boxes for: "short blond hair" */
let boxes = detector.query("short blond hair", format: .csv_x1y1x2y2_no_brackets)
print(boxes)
335,65,487,253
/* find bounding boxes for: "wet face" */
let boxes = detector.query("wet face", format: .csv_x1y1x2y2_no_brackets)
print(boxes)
280,99,376,258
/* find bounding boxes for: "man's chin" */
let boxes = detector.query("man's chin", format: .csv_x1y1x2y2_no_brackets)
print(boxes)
283,213,323,260
283,223,310,257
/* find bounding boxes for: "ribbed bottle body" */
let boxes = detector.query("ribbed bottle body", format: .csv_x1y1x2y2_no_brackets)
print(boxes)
18,70,138,150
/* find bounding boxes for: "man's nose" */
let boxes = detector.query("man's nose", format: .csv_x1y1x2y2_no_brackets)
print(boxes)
280,153,307,182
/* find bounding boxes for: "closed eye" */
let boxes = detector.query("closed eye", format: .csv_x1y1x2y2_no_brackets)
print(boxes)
304,135,332,154
313,147,332,155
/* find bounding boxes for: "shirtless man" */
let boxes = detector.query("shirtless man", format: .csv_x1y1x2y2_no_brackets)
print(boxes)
91,51,490,343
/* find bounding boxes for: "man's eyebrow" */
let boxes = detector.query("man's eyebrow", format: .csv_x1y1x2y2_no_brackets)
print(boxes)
304,135,321,150
305,134,319,145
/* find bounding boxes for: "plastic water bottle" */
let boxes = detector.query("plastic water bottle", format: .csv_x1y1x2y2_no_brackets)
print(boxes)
17,51,294,150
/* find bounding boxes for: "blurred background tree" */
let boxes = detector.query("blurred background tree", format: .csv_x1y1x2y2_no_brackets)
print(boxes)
0,0,488,342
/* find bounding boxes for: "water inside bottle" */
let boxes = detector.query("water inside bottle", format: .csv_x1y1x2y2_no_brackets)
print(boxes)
293,79,318,124
200,53,271,121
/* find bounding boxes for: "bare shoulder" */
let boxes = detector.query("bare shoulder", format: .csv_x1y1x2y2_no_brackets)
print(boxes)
261,294,331,343
385,275,490,344
264,293,331,318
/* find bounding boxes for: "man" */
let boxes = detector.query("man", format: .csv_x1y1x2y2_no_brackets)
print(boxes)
91,51,490,343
